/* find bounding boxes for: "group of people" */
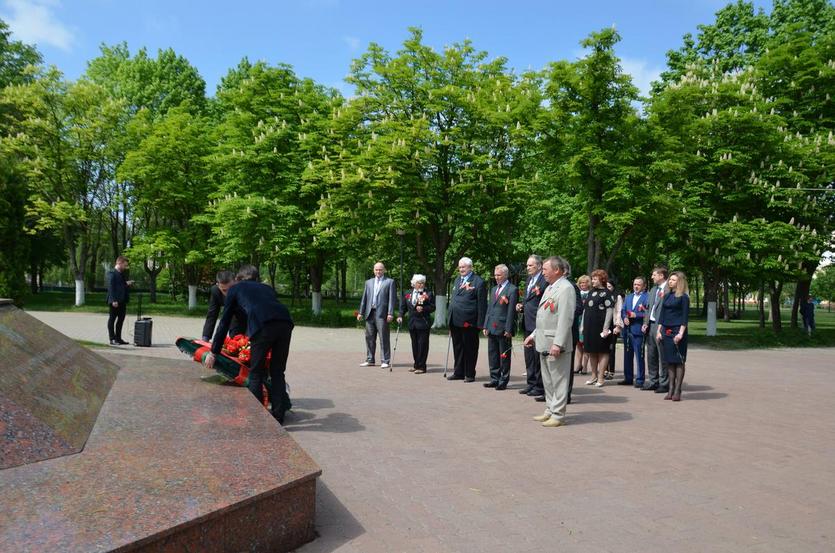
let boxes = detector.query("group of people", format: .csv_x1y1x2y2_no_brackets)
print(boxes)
358,256,692,427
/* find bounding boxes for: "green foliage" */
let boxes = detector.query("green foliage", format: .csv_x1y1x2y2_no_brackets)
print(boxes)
811,264,835,304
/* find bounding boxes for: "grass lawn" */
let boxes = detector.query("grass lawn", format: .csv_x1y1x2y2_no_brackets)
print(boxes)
20,291,835,349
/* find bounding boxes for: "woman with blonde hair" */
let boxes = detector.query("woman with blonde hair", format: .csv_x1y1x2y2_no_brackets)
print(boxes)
574,274,592,374
580,269,614,387
656,271,689,401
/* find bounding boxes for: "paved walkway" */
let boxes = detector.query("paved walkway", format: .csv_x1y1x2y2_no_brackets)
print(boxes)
27,311,835,553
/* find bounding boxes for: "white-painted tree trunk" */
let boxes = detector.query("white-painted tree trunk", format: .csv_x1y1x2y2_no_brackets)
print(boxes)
432,294,448,328
706,301,717,336
188,285,198,310
312,292,322,315
74,279,85,306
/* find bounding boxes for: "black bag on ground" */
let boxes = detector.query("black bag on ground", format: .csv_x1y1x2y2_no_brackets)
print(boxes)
134,294,153,347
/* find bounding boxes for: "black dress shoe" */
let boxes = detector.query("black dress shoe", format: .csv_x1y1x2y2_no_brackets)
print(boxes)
109,339,119,345
495,384,507,391
116,339,129,345
526,389,543,397
534,395,546,402
617,380,633,386
464,376,475,383
483,382,497,388
518,386,532,395
655,386,669,394
642,384,658,391
447,375,464,381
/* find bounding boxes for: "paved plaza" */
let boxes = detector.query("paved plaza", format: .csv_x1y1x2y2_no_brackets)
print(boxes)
27,311,835,553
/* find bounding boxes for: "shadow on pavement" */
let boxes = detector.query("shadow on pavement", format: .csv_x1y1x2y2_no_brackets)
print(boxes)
682,392,728,401
286,411,365,433
296,480,365,553
567,410,633,425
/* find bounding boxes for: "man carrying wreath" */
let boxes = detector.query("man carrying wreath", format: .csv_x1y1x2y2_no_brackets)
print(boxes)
483,264,518,390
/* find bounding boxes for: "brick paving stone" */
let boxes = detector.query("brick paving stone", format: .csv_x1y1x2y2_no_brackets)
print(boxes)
24,311,835,553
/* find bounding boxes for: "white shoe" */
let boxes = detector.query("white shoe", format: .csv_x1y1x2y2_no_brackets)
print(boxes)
359,361,374,367
595,381,604,387
381,363,390,369
585,379,597,385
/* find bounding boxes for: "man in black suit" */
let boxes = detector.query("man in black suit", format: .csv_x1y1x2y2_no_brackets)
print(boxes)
447,257,487,382
483,264,518,390
516,255,546,398
202,270,245,342
397,274,435,374
105,255,134,345
205,265,294,424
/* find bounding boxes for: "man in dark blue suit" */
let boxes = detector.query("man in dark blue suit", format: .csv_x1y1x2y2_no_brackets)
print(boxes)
205,265,294,424
516,255,546,398
201,270,245,342
105,255,134,345
447,257,487,382
620,276,649,387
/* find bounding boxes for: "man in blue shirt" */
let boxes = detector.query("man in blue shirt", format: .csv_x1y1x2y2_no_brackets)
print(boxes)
205,265,294,424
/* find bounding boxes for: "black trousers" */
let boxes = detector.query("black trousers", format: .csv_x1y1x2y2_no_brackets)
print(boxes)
410,328,430,369
487,333,511,385
249,320,293,421
107,303,127,341
524,345,544,394
450,324,479,378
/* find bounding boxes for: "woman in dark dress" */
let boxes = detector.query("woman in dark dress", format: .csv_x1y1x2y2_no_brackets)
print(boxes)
581,269,614,387
656,271,689,401
397,274,435,374
574,275,592,374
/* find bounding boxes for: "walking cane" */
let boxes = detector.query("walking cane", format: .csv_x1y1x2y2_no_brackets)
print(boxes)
443,332,452,378
390,321,401,372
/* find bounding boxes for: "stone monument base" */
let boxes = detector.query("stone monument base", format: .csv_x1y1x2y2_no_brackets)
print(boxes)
0,354,321,553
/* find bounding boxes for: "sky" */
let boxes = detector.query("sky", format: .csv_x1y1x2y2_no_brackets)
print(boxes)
1,0,773,99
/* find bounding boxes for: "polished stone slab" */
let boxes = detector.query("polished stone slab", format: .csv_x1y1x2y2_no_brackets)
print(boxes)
0,302,119,469
0,354,321,553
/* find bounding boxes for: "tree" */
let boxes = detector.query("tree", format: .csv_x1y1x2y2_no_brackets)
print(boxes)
1,69,125,305
311,28,539,325
535,28,660,277
118,105,214,305
0,18,41,302
811,264,835,310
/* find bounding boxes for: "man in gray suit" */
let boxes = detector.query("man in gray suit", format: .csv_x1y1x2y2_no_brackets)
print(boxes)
483,264,518,390
524,256,576,428
357,262,398,368
642,265,669,393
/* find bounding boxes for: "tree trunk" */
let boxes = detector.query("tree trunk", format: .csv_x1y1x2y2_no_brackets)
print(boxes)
768,280,783,333
792,278,811,329
187,285,198,310
722,280,731,322
29,260,38,294
340,260,348,303
267,262,277,291
431,255,449,328
74,279,85,306
703,272,720,336
586,214,598,274
309,253,324,315
758,281,766,329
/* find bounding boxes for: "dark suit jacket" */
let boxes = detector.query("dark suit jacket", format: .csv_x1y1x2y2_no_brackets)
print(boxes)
202,284,246,341
399,289,435,330
358,277,397,319
520,273,547,334
484,282,518,335
449,272,487,329
622,292,649,336
572,281,583,344
106,269,129,304
211,281,294,355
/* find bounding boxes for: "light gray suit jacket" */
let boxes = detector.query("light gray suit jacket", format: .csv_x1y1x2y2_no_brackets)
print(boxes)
533,277,576,354
358,277,397,319
646,282,668,326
